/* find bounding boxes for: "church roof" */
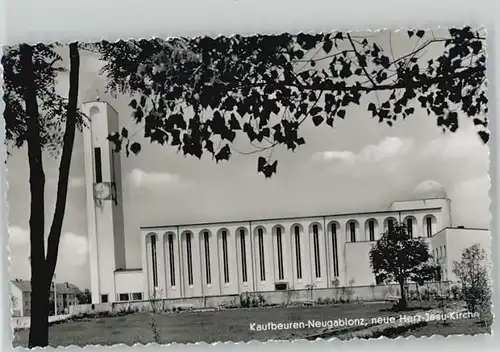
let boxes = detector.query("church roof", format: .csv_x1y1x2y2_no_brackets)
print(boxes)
140,206,443,229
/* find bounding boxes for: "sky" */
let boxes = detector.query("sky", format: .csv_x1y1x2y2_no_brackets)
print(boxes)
6,29,491,289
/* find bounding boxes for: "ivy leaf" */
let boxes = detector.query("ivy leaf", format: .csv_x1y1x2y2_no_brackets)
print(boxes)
121,127,128,139
130,142,141,155
215,145,231,162
310,106,322,116
229,113,241,130
257,156,266,173
416,30,425,38
312,115,324,126
478,131,489,144
323,38,333,54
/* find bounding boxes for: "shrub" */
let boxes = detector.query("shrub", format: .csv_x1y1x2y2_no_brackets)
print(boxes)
422,289,430,301
453,244,491,324
450,285,461,300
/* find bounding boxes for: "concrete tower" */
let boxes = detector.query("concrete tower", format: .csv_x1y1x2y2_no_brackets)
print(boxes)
81,101,126,304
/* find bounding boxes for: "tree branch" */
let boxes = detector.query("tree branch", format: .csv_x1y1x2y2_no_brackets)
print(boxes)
45,42,80,280
347,33,377,88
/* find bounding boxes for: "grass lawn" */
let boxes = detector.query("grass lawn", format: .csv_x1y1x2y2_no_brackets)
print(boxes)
398,312,492,338
12,301,490,347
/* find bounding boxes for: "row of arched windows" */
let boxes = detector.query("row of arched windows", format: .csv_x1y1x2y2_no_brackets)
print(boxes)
147,214,438,289
345,215,437,243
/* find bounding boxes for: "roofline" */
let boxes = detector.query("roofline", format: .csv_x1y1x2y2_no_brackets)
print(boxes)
114,268,142,272
140,206,442,230
391,197,450,203
80,100,119,115
433,226,490,237
10,279,82,292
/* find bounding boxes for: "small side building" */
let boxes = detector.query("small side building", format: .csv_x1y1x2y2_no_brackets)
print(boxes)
430,227,491,282
10,279,83,316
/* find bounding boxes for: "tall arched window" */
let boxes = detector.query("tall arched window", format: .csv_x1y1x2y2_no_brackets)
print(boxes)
294,226,302,279
384,217,397,233
221,230,230,283
388,218,394,231
168,234,176,286
185,233,194,285
276,227,284,281
258,228,266,281
151,235,158,288
368,220,375,241
203,231,211,285
331,223,339,277
405,217,414,237
312,224,321,278
239,229,248,283
426,217,432,237
349,221,356,242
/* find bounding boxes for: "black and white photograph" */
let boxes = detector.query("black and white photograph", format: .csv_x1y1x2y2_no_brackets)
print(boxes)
3,26,492,348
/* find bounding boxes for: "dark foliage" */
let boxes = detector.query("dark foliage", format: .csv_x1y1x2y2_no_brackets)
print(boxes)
97,27,487,178
2,44,86,156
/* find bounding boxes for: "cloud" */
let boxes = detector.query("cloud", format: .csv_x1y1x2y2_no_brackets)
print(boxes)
314,136,414,164
126,168,192,191
8,226,89,287
313,150,355,162
448,175,491,228
422,123,489,161
308,122,490,226
8,226,30,249
314,123,488,170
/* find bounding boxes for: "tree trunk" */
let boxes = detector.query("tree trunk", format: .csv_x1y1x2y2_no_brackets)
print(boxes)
398,278,407,309
23,42,80,348
45,42,80,279
20,44,49,348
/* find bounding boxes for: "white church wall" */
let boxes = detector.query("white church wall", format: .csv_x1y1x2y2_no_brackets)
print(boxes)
430,229,449,282
214,224,246,296
114,270,145,301
161,231,182,299
391,199,452,230
81,103,101,304
264,217,321,291
440,228,491,283
106,105,127,271
344,242,375,287
233,225,254,295
179,229,202,298
137,204,452,301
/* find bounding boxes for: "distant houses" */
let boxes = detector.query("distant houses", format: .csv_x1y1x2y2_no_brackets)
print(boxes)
10,279,82,317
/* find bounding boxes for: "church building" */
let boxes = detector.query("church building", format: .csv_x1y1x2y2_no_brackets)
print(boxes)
81,101,490,304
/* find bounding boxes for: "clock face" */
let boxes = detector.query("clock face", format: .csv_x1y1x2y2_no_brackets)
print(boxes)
94,183,111,200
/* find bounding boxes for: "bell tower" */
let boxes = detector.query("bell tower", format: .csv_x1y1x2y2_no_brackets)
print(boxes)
81,101,126,304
